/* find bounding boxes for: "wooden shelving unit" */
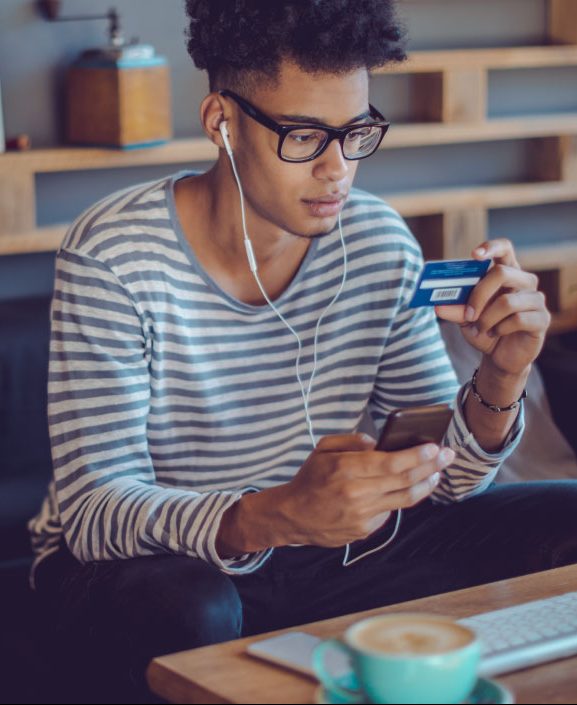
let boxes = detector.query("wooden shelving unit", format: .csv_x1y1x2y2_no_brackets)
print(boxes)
1,0,576,330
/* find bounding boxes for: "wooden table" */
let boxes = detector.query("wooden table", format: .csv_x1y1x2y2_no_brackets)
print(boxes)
147,564,577,704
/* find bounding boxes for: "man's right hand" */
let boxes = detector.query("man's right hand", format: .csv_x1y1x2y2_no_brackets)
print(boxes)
216,433,455,558
277,434,455,547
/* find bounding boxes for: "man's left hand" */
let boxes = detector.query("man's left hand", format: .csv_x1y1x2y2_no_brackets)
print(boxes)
435,239,551,376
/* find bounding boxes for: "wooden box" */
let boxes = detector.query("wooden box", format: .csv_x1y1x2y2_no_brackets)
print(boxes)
67,51,172,148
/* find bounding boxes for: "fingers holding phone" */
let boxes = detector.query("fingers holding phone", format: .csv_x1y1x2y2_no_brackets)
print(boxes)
359,442,455,514
341,443,454,542
279,406,455,547
368,402,454,510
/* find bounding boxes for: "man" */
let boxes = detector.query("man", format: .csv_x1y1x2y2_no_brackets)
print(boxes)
30,1,577,701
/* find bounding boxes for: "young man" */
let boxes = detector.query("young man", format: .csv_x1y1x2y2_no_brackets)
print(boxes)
30,1,577,701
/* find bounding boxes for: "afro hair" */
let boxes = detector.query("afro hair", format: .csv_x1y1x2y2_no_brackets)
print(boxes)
184,0,407,90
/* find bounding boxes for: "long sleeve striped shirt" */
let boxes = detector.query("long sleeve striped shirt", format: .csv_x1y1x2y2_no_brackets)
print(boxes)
28,173,523,577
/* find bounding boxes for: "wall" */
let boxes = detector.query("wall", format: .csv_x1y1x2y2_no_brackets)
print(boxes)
0,0,563,300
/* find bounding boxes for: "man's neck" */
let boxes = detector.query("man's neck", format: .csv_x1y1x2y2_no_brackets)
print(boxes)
174,160,312,304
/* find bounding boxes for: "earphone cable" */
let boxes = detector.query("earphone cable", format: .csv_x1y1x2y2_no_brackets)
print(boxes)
226,145,347,449
223,131,400,566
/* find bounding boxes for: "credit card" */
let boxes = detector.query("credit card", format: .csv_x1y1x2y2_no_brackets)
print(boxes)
409,258,491,308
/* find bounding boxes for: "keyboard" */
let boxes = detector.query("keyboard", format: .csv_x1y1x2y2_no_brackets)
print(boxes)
458,590,577,677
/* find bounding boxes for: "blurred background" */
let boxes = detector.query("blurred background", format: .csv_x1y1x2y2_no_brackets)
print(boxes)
0,0,576,333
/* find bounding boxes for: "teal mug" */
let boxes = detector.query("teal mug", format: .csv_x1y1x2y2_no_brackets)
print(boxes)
313,613,481,704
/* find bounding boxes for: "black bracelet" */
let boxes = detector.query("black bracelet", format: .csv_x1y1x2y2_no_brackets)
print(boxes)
471,368,527,413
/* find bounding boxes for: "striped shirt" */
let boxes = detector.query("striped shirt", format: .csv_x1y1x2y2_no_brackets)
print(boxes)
28,173,523,577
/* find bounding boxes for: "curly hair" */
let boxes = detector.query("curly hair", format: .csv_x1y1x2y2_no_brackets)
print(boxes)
184,0,407,90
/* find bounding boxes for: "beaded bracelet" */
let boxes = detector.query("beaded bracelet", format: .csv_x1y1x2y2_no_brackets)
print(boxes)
471,368,527,413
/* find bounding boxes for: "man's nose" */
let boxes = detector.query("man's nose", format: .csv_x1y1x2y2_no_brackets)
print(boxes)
313,138,349,181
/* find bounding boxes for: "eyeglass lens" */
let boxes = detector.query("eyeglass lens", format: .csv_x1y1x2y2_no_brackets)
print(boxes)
280,125,384,161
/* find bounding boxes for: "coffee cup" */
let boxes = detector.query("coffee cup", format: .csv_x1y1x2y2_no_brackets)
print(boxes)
313,612,480,704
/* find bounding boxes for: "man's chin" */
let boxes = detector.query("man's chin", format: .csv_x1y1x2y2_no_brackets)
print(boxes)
291,216,340,240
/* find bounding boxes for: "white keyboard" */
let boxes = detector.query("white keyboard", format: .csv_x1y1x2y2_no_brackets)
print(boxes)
459,590,577,677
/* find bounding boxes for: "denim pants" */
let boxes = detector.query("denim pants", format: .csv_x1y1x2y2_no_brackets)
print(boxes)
35,481,577,703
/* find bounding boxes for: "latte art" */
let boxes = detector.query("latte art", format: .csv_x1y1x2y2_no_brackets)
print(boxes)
352,616,473,655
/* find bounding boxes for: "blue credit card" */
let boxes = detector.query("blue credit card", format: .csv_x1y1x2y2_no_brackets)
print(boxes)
409,258,492,308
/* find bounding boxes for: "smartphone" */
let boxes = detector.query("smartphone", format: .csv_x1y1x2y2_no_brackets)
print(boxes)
376,403,453,452
247,631,349,679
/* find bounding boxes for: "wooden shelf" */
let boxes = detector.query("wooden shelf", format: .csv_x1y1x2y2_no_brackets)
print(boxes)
389,115,577,149
374,45,577,74
5,230,573,336
2,115,576,176
385,182,577,217
519,244,577,317
517,242,577,271
0,137,217,174
0,226,67,256
3,182,575,255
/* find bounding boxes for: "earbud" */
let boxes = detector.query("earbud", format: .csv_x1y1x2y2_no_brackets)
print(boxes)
219,120,233,156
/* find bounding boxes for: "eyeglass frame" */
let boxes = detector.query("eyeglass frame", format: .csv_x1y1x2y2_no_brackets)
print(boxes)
218,89,390,163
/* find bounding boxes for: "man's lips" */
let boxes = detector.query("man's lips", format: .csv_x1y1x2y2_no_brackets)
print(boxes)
302,195,346,218
303,194,347,205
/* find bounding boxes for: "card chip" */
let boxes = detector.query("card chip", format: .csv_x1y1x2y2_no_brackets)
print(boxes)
431,287,462,302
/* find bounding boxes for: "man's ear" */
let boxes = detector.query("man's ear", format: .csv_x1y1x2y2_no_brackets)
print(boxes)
200,93,231,152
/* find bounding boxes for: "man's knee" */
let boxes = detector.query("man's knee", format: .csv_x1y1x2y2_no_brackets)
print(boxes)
97,554,243,651
178,561,244,646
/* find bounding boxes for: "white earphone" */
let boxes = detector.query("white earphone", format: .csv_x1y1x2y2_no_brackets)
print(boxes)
217,118,401,566
219,120,234,157
218,117,348,447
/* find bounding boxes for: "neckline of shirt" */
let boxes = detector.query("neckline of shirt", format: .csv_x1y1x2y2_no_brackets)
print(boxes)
166,170,325,315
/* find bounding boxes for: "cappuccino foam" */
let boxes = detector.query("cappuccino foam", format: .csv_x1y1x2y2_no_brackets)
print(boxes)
352,616,473,655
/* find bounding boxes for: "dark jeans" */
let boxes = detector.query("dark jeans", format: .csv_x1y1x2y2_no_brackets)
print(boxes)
35,481,577,703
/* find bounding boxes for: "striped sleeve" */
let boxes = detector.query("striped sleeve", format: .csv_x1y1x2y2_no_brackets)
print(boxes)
48,247,271,573
434,382,524,503
368,230,524,503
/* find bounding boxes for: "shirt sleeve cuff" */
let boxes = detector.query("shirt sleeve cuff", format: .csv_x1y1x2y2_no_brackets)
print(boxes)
452,381,525,463
205,489,274,575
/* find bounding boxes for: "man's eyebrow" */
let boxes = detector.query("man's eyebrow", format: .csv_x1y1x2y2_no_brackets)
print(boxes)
276,109,371,126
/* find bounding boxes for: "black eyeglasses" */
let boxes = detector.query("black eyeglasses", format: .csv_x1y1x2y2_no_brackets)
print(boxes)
219,89,390,163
